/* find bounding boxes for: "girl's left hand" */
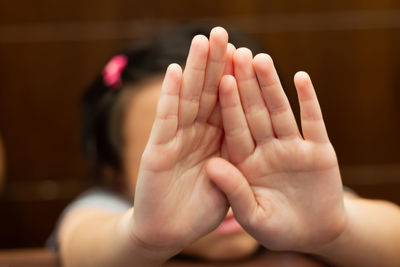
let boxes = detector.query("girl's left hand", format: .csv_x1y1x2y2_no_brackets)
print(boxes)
207,49,348,253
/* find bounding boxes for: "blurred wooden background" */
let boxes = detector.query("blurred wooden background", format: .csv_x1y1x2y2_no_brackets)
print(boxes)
0,0,400,248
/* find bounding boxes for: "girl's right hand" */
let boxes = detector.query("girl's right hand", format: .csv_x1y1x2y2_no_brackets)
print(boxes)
130,27,232,260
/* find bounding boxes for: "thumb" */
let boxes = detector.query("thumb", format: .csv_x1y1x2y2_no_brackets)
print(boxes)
206,157,257,224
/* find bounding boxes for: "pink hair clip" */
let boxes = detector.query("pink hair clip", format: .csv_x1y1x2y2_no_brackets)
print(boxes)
102,54,128,90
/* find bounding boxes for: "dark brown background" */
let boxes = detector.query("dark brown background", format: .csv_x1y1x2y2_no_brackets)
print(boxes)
0,0,400,248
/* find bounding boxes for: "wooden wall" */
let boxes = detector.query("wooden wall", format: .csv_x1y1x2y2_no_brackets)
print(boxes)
1,0,400,248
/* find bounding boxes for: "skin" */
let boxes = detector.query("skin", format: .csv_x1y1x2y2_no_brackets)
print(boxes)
122,78,259,260
58,27,400,267
127,29,260,259
59,27,322,266
206,48,400,266
58,27,267,267
207,49,347,252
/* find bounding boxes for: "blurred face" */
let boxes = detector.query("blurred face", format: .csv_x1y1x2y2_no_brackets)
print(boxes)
121,77,259,261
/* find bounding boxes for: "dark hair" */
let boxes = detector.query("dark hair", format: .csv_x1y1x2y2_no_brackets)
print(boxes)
82,23,264,181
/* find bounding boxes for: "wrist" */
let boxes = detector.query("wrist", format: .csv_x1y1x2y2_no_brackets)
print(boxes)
120,208,180,266
310,196,356,262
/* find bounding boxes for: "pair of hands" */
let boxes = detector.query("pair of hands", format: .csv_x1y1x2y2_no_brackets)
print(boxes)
132,27,347,257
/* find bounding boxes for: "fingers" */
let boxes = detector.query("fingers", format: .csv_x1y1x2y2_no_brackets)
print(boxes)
219,75,255,164
179,34,209,127
223,43,236,75
206,43,236,128
206,157,257,223
294,71,329,143
207,103,222,127
196,27,228,123
220,138,229,160
234,48,274,143
253,53,300,139
150,63,182,144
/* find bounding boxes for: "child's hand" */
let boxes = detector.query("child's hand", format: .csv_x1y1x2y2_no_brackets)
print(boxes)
207,49,347,252
131,28,232,257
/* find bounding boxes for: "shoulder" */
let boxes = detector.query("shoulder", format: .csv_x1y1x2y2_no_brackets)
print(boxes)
65,187,131,213
47,187,131,249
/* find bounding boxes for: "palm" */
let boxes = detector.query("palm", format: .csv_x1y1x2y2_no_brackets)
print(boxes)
239,139,343,251
137,123,225,246
241,139,337,179
208,50,347,252
132,29,230,251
